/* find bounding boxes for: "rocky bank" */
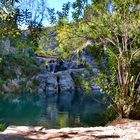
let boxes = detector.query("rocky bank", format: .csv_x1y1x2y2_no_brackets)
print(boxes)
34,48,100,94
0,119,140,140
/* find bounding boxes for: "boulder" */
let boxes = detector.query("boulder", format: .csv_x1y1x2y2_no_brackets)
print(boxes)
45,74,58,93
33,73,57,93
56,72,75,92
38,82,46,94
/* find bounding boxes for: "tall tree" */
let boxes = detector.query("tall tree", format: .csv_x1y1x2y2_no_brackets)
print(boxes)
56,0,140,118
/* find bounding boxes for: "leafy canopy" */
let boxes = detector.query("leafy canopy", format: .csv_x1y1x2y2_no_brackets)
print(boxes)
54,0,140,118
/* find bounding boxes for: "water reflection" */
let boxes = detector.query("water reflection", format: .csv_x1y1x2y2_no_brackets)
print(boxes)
0,91,107,129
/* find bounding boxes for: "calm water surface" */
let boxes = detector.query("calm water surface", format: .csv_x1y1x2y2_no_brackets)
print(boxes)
0,91,107,129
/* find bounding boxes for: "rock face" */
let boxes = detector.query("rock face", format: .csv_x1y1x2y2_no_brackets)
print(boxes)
34,70,81,94
34,30,100,94
0,119,140,140
46,74,58,92
34,44,100,94
34,64,100,94
56,72,75,91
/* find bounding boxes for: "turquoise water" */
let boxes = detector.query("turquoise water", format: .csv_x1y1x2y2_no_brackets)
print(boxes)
0,92,107,129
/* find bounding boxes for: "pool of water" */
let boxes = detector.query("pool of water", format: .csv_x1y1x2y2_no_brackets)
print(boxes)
0,91,108,129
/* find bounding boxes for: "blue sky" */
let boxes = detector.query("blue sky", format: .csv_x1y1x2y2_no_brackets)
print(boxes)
16,0,91,29
47,0,92,24
16,0,76,29
46,0,75,25
47,0,75,11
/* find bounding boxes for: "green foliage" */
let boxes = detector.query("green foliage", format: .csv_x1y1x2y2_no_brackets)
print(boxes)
102,106,118,124
0,120,5,131
0,53,39,79
0,2,20,41
0,0,43,93
0,52,40,94
0,124,5,131
0,80,6,85
56,0,140,119
35,27,57,57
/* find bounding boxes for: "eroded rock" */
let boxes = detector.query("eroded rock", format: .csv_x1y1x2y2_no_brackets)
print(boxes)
56,72,75,92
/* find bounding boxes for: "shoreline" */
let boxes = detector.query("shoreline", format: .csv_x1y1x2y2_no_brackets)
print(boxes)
0,119,140,140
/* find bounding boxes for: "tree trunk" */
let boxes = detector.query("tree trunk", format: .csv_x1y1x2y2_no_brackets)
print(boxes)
121,105,131,118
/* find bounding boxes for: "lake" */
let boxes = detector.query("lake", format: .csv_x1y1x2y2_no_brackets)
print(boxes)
0,91,108,129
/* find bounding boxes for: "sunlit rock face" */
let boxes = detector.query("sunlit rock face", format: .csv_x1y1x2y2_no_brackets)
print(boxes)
34,64,100,94
1,119,140,140
56,72,75,92
35,51,99,94
34,29,100,94
34,71,75,94
34,68,101,94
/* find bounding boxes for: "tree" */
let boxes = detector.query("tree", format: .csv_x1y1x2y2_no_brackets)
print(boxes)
55,0,140,118
0,0,18,39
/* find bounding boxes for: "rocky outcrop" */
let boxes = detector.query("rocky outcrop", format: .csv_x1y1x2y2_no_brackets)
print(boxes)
34,30,100,94
34,66,100,94
35,71,76,94
56,72,75,91
46,74,58,92
33,65,100,94
0,119,140,140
